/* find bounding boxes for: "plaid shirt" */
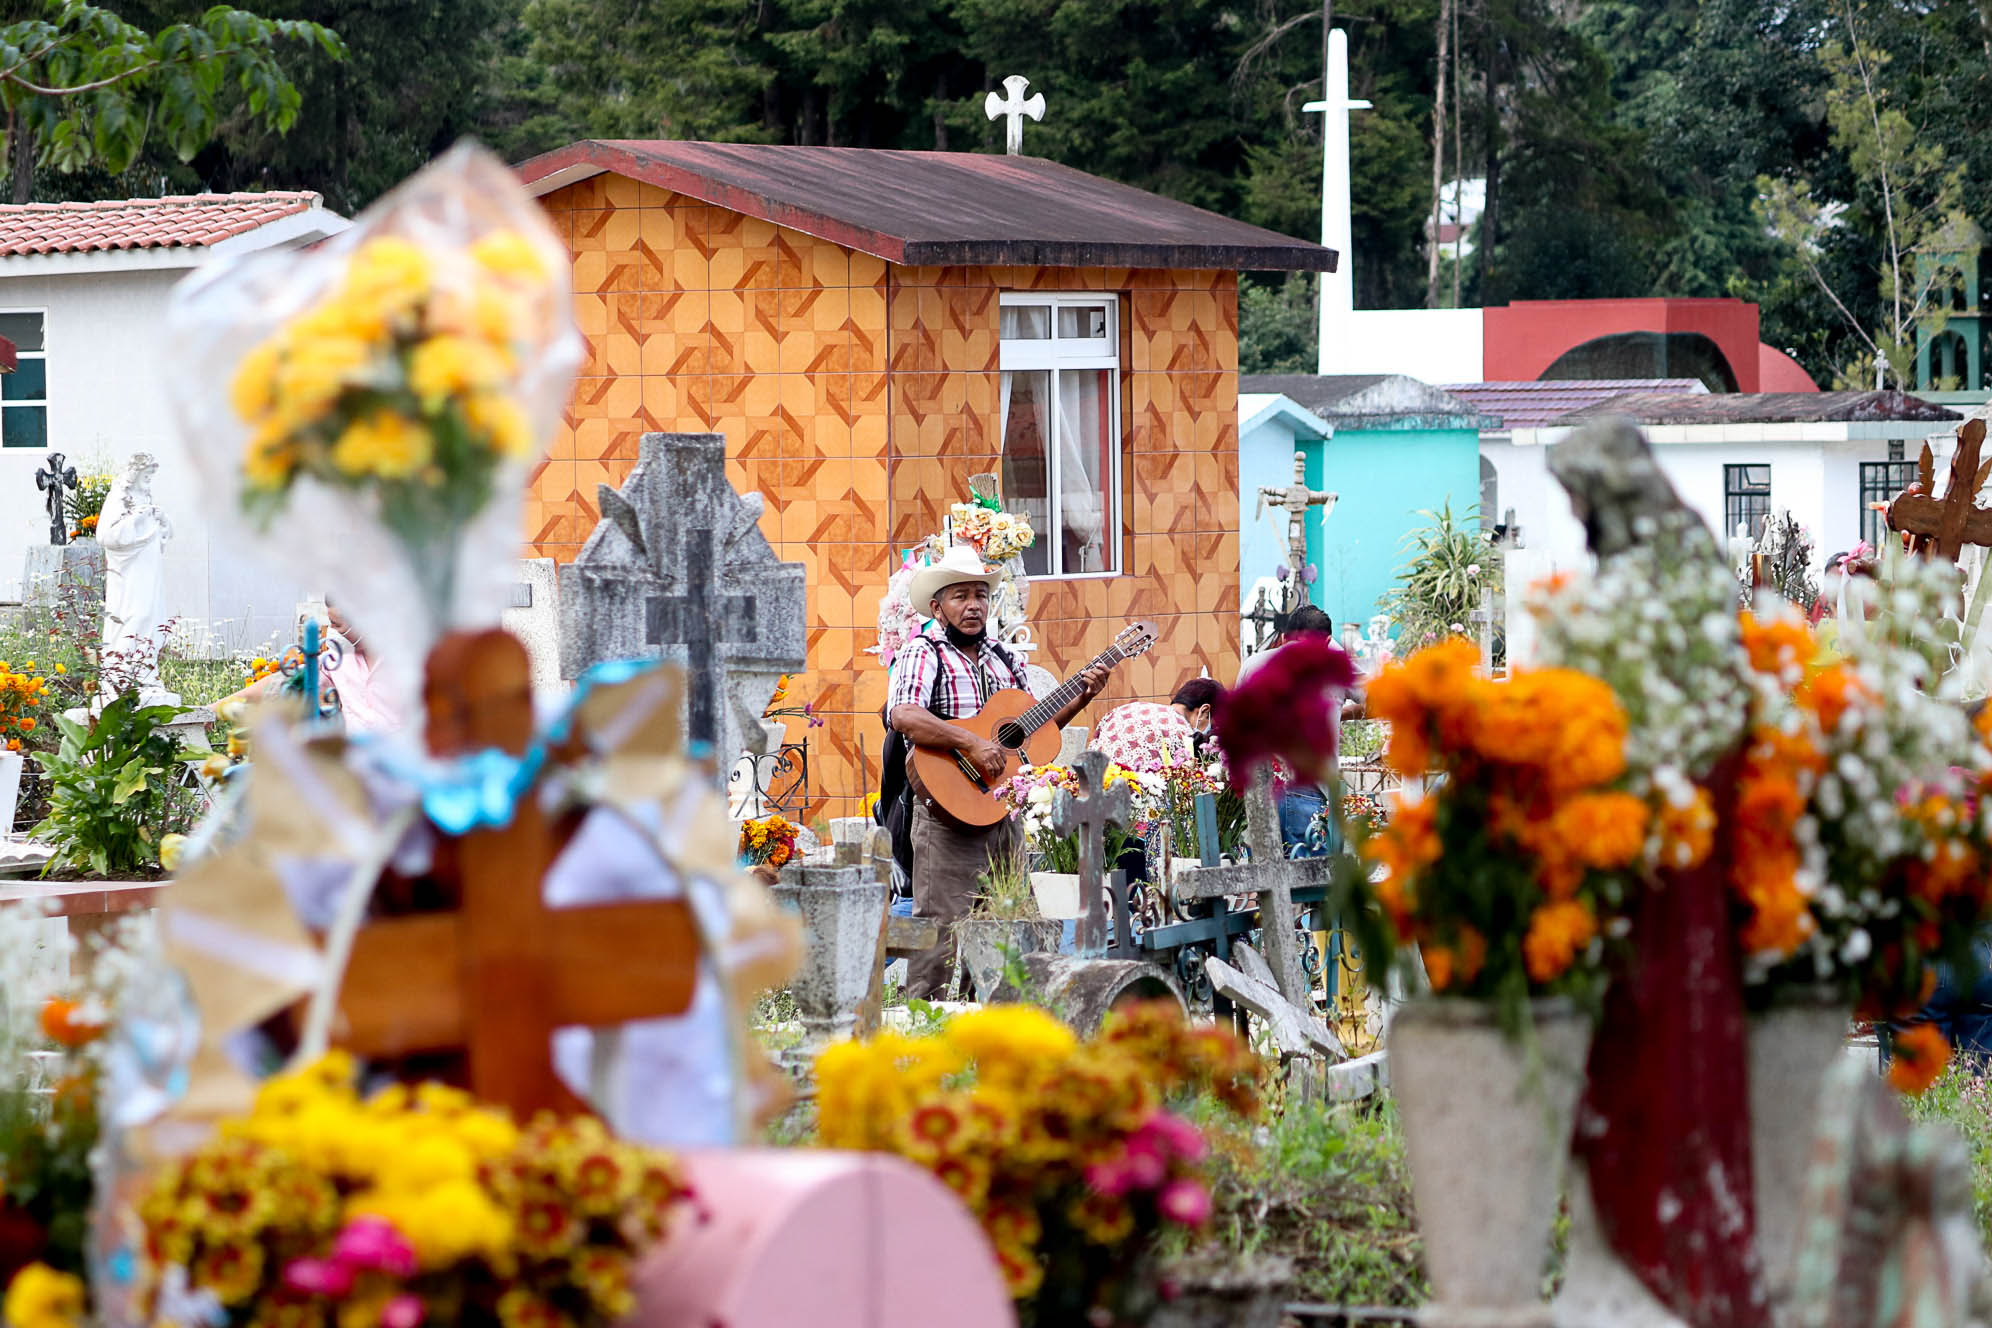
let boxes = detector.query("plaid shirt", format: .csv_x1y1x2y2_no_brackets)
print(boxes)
887,622,1032,721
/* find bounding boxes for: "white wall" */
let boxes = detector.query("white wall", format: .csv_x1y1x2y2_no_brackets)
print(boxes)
0,266,305,656
1330,308,1483,380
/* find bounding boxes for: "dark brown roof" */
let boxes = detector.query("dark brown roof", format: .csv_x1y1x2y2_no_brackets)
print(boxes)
516,140,1334,273
1441,380,1707,432
1554,390,1960,426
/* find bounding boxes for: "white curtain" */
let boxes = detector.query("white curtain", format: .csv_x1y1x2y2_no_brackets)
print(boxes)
1055,370,1106,570
1000,369,1054,575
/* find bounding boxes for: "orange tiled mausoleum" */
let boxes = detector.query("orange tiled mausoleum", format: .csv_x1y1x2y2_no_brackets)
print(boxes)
518,141,1333,819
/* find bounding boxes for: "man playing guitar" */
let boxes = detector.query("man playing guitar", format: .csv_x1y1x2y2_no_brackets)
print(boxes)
887,546,1113,998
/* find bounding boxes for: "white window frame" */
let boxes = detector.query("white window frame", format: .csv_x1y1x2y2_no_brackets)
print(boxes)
0,308,47,450
998,293,1122,578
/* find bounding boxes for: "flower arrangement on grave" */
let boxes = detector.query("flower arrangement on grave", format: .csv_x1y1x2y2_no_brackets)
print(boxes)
63,473,111,542
737,812,800,869
123,1053,689,1328
948,493,1036,565
1155,757,1245,864
815,1002,1261,1323
758,674,823,729
992,763,1150,873
0,998,104,1292
0,662,49,756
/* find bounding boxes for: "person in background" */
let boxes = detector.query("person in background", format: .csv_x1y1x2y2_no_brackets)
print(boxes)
1235,604,1354,855
1088,677,1223,774
221,597,403,735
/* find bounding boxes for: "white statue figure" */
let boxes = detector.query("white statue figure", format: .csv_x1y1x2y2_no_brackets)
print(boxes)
97,452,178,708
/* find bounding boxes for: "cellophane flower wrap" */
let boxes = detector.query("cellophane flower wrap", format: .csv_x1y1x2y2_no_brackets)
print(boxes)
162,142,581,741
133,1053,688,1328
815,1003,1259,1324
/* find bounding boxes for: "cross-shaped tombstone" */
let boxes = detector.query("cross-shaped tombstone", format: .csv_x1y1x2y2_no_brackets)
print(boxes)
34,451,76,546
983,74,1046,156
561,433,805,771
1257,451,1337,588
1051,750,1131,957
1884,418,1992,564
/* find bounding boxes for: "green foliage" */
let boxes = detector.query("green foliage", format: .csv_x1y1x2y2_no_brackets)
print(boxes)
0,1073,96,1279
1902,1060,1992,1247
0,1,343,201
63,472,109,535
31,690,201,878
1239,274,1316,375
1377,502,1502,654
1183,1093,1426,1307
972,842,1040,921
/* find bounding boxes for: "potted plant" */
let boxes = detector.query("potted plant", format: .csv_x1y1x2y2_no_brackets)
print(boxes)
1220,634,1647,1321
955,844,1061,1001
816,1001,1262,1326
994,763,1141,921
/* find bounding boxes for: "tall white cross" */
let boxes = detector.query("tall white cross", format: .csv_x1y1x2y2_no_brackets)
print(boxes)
1303,28,1370,374
984,75,1046,156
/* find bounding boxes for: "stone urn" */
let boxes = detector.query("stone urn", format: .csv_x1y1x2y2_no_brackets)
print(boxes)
953,916,1062,1002
770,864,887,1042
1746,990,1850,1305
1391,997,1592,1325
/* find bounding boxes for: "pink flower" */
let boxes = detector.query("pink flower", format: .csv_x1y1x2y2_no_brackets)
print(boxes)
1139,1112,1208,1163
1156,1179,1212,1227
334,1216,418,1277
1214,634,1356,791
283,1258,355,1298
1085,1159,1132,1196
1120,1137,1167,1191
380,1296,426,1328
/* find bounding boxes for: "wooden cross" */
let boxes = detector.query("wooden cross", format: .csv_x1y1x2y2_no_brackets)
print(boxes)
333,628,701,1117
33,451,75,546
1884,419,1992,563
1051,750,1131,957
1256,451,1336,584
646,526,758,750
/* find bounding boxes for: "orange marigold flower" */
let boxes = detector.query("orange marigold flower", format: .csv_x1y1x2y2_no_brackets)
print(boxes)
1425,926,1486,992
1522,900,1596,984
1795,663,1869,736
1655,787,1717,871
1546,792,1649,871
39,997,105,1048
1888,1023,1950,1096
1739,611,1816,678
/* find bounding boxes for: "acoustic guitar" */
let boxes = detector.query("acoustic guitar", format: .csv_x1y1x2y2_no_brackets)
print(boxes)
911,620,1160,827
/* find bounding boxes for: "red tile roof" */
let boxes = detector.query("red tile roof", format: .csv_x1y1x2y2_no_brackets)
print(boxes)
0,191,322,256
1441,379,1708,433
516,140,1334,272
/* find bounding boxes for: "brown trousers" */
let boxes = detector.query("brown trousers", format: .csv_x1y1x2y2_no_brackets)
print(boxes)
906,801,1022,999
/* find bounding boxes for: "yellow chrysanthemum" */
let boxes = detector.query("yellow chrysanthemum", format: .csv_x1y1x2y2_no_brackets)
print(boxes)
471,231,550,284
408,335,512,408
230,340,283,424
331,412,434,481
462,392,534,459
341,236,433,315
272,336,375,429
3,1263,85,1328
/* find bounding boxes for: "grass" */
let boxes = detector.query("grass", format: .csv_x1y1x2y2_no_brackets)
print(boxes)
1180,1092,1427,1308
1902,1057,1992,1246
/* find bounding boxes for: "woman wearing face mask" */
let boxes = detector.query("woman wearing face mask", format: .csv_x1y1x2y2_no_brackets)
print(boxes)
1087,677,1223,774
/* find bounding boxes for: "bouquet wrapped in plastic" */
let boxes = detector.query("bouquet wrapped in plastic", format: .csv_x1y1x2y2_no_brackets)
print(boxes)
163,142,581,741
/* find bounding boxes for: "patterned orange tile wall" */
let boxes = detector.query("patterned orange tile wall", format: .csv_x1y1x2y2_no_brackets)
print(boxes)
535,173,1241,821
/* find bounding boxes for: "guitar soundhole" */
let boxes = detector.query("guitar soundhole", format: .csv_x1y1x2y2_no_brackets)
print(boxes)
996,722,1027,750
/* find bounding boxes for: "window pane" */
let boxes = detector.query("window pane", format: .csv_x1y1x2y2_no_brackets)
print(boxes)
0,313,43,352
1000,369,1053,575
4,357,45,402
3,404,46,448
1054,368,1114,573
1000,305,1050,340
1056,304,1108,339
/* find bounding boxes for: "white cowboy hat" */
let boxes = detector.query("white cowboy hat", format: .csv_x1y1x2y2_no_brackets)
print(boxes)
907,544,1003,611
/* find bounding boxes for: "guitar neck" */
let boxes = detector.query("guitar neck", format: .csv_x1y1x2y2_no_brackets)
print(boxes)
1013,643,1129,739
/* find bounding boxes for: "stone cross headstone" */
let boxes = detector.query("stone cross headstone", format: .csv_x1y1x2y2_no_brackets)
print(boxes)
34,452,76,546
1257,450,1336,592
1885,419,1992,564
1050,750,1130,957
559,433,806,770
983,75,1045,155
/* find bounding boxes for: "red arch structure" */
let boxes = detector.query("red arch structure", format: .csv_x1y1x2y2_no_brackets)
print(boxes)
1482,297,1812,392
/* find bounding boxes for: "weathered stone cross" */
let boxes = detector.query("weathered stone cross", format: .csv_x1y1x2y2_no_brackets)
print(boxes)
983,74,1046,156
34,451,76,546
646,527,758,750
1051,750,1130,956
1257,451,1336,584
1885,418,1992,563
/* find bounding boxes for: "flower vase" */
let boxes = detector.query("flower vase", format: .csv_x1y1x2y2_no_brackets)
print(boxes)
1746,991,1850,1305
1030,870,1083,919
1391,998,1592,1325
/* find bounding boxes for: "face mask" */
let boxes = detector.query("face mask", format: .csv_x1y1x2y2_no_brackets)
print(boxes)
944,621,986,651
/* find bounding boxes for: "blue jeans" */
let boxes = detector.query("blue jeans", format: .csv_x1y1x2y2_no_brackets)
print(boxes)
1279,788,1339,858
1912,935,1992,1058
